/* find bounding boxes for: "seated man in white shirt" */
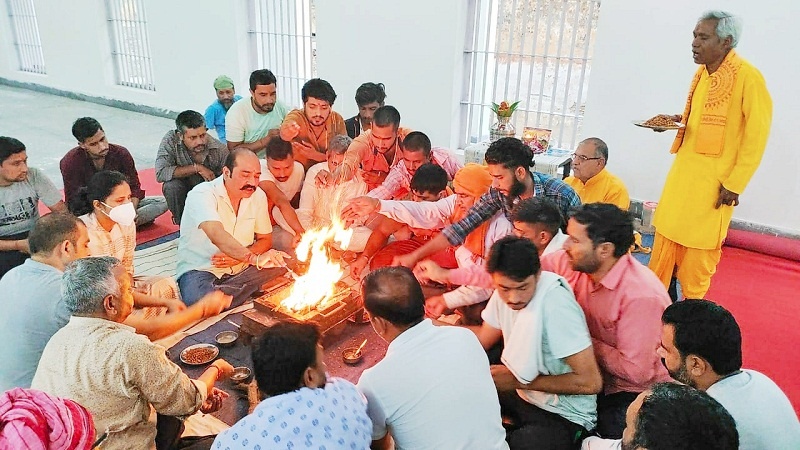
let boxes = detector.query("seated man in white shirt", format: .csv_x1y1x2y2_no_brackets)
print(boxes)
257,137,306,253
470,236,602,449
32,256,235,450
214,320,372,449
367,131,462,200
297,134,371,252
357,267,508,450
176,149,290,307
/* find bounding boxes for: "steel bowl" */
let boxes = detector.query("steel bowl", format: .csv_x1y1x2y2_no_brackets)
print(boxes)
230,366,252,383
215,331,239,348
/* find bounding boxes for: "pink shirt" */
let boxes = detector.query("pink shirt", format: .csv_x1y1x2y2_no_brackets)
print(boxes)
541,250,672,394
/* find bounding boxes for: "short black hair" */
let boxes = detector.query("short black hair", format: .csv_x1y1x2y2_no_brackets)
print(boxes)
486,235,541,282
224,147,255,173
662,300,742,375
71,117,103,143
302,78,337,105
249,69,277,91
372,105,401,129
409,163,447,195
175,110,206,133
511,197,563,236
265,138,293,161
568,203,634,258
355,82,386,107
361,266,425,327
252,320,321,397
630,382,739,450
580,137,608,161
402,131,432,157
28,212,83,255
0,136,26,165
69,170,129,216
484,137,533,170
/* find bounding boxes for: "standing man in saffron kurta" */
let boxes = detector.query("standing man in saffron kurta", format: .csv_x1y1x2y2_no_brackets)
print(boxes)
649,10,771,300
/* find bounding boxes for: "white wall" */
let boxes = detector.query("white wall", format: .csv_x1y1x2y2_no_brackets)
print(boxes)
0,0,252,114
315,0,468,149
581,0,800,234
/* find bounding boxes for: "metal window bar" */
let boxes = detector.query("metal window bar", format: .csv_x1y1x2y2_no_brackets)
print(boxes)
105,0,156,91
5,0,46,74
460,0,601,150
248,0,316,107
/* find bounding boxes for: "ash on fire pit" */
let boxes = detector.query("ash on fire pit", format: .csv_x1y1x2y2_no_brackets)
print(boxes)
241,275,363,338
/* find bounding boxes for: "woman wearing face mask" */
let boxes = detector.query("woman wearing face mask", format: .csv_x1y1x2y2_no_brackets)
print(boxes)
71,171,232,340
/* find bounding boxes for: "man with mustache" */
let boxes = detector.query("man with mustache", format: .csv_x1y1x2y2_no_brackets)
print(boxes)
279,78,346,170
649,11,772,301
225,69,288,155
156,110,229,225
175,148,290,307
204,75,242,144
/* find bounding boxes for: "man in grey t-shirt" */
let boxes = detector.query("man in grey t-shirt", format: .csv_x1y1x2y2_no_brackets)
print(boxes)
0,137,66,279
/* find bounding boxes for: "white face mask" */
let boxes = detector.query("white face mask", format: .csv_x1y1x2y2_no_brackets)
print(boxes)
101,201,136,226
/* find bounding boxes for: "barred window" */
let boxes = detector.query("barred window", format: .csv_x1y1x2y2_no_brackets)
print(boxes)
5,0,46,74
248,0,316,106
461,0,601,149
105,0,156,91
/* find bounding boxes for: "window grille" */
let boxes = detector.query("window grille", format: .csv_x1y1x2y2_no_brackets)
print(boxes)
248,0,316,106
5,0,46,74
105,0,156,91
461,0,601,149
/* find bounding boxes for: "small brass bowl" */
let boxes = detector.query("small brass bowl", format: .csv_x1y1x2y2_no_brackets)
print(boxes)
342,347,363,365
215,331,239,348
230,366,252,383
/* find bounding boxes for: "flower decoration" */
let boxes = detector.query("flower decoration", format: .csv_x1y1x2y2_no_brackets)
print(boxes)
490,100,521,118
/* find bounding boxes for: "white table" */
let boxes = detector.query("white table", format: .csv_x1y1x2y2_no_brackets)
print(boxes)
463,142,573,179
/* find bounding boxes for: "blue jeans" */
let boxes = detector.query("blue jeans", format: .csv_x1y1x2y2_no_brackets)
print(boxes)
177,265,285,308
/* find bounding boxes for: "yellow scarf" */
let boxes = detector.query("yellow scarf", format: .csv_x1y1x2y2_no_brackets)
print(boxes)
671,50,743,156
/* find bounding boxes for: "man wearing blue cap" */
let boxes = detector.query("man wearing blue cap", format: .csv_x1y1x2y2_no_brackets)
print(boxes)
204,75,242,143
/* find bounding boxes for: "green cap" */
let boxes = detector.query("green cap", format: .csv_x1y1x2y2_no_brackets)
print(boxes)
213,75,234,90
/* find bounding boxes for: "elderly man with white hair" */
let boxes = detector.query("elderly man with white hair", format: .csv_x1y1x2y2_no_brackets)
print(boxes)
32,256,235,450
649,10,772,301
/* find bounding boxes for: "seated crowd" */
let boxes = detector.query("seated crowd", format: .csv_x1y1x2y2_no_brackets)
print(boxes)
0,65,797,450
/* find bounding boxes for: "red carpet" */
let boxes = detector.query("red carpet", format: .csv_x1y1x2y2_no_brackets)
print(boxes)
135,168,179,245
707,246,800,415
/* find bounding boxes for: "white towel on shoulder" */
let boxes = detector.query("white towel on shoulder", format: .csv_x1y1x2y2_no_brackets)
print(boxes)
500,271,572,384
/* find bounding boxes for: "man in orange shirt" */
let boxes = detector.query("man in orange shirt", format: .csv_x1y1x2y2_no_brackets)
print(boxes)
315,106,411,191
279,78,346,170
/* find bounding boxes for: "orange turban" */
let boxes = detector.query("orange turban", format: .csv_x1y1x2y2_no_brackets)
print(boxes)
452,164,492,199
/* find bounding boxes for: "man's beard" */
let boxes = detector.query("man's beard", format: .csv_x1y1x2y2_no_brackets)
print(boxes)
509,176,526,198
662,358,696,387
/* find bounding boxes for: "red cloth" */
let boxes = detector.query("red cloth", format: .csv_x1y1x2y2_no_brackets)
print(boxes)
0,388,96,450
370,239,458,271
60,143,146,209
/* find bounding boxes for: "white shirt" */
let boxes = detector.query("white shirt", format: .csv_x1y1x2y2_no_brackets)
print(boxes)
297,162,368,231
357,319,508,450
224,98,288,144
707,369,800,450
213,378,372,450
544,229,568,256
176,176,271,279
259,159,305,200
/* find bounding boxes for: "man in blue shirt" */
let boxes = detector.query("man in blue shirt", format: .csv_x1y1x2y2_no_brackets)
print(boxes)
204,75,242,143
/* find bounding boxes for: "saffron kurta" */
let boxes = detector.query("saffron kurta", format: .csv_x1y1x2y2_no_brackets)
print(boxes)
564,168,630,210
652,51,772,250
281,109,347,170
